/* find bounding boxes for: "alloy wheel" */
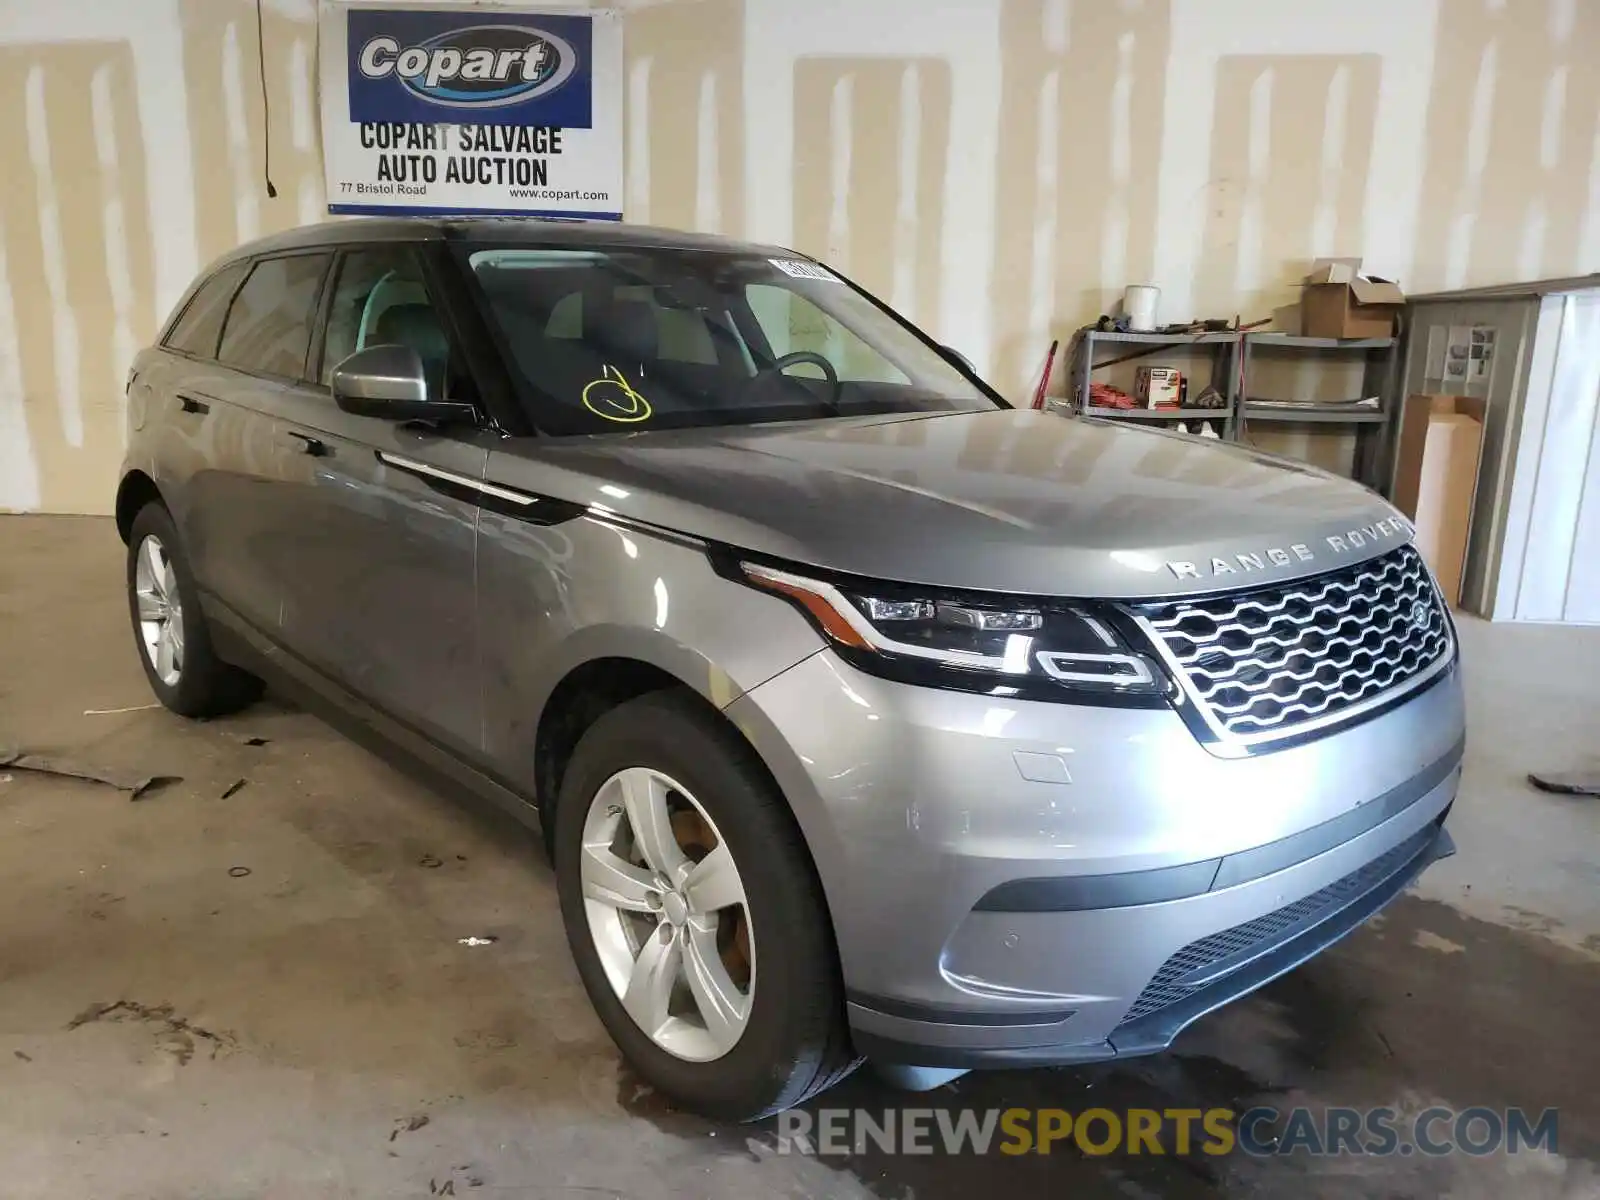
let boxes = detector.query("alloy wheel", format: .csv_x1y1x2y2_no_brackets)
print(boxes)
134,534,184,686
580,767,754,1062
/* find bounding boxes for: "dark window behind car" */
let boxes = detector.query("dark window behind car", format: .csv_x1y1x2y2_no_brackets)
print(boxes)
218,253,331,380
458,245,999,435
163,262,247,359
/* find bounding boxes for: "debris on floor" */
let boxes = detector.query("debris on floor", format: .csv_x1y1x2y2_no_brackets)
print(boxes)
1528,771,1600,796
457,936,498,947
63,1000,235,1061
231,735,270,747
82,703,159,716
418,854,444,869
0,746,181,800
220,778,248,799
227,866,252,878
390,1113,431,1141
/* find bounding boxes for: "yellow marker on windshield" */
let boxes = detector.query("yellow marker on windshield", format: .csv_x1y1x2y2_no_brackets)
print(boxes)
583,364,653,423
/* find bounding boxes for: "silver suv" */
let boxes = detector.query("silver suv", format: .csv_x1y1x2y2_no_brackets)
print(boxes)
118,219,1463,1120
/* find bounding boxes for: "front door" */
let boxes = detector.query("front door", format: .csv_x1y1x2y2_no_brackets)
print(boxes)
264,244,488,755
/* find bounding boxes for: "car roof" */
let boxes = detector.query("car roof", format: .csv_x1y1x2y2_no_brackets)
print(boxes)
214,217,797,266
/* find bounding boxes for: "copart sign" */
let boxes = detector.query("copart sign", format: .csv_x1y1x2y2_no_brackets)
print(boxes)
319,4,622,219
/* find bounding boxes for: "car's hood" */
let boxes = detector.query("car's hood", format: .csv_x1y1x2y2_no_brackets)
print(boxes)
488,409,1413,598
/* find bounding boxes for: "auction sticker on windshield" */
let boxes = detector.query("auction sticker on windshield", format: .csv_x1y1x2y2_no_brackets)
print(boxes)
319,4,623,219
769,259,839,282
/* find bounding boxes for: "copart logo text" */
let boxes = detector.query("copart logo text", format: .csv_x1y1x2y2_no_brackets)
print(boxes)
357,24,578,109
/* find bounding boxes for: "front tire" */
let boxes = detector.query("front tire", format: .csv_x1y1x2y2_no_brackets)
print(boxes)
554,690,858,1120
125,502,262,718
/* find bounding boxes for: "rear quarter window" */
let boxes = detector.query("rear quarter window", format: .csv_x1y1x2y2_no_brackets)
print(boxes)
162,262,247,359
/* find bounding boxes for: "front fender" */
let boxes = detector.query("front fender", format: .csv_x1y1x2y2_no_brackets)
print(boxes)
475,510,824,792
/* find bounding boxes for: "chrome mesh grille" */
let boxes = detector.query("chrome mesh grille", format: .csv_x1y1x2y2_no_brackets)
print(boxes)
1133,545,1451,742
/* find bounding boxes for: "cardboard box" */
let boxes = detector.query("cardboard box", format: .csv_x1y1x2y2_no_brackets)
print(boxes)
1304,256,1362,285
1300,257,1405,339
1392,394,1486,607
1135,365,1181,409
1270,301,1303,335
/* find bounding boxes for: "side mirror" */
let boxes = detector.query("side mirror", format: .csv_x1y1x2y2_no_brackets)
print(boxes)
941,345,977,374
330,344,474,424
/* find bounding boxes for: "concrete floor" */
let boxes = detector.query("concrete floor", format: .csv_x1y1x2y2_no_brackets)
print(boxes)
1,514,1597,1200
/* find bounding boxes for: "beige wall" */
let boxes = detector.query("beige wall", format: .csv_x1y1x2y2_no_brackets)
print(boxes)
0,0,1595,514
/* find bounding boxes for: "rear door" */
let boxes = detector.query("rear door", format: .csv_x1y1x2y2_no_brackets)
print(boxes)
263,243,489,755
138,259,248,598
179,252,331,636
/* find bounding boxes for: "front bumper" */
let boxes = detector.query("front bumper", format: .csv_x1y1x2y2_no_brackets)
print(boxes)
726,650,1464,1068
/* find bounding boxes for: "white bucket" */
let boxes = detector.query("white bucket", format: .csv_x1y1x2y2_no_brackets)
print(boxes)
1124,285,1160,331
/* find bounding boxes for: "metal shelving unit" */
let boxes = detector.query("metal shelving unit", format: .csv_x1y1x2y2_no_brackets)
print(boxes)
1245,335,1394,351
1079,331,1239,346
1071,328,1404,493
1071,330,1238,437
1241,404,1387,423
1085,407,1232,421
1238,332,1403,489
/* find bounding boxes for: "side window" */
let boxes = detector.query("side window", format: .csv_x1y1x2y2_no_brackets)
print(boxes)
320,247,453,398
217,254,331,379
163,262,247,359
744,284,908,384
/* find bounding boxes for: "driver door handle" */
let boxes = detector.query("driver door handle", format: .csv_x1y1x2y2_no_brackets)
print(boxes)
285,430,330,457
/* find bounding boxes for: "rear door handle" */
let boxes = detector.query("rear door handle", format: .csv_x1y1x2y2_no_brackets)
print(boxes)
176,393,210,415
285,430,331,457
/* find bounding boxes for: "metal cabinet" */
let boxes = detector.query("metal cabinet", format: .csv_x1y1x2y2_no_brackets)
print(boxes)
1401,278,1600,623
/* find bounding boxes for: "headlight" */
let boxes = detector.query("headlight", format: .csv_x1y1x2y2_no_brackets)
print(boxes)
738,561,1169,702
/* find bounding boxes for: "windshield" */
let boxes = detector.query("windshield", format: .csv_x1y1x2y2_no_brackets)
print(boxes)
457,244,1002,434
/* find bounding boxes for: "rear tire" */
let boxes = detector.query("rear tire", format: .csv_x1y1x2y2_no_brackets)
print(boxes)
125,502,262,719
554,690,859,1120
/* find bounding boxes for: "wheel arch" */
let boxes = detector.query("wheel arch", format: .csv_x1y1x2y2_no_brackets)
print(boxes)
115,470,166,544
524,623,765,823
526,635,828,879
533,655,688,853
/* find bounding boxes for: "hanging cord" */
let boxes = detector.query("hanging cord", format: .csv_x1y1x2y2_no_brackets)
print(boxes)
256,0,278,198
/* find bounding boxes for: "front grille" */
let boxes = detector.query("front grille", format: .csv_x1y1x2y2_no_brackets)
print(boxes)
1131,544,1451,743
1117,826,1432,1025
